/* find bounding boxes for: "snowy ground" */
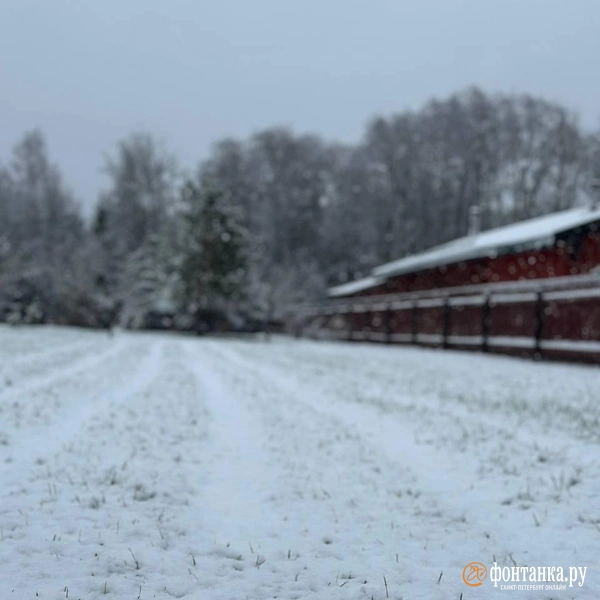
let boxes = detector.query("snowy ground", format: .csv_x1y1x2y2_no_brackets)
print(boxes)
1,326,599,599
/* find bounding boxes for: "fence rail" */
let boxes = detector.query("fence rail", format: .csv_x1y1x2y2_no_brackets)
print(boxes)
295,277,600,363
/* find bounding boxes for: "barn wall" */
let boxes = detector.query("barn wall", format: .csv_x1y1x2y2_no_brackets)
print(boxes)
306,226,600,363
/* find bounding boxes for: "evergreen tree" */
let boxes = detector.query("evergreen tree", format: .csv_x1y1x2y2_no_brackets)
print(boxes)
178,180,249,331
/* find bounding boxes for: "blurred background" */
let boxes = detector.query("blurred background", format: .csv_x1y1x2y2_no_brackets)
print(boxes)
1,0,599,333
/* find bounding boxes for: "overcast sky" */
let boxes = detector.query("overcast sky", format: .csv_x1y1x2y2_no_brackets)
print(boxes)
1,0,599,212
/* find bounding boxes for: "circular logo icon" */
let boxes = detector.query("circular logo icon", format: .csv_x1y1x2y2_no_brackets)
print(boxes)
463,562,488,587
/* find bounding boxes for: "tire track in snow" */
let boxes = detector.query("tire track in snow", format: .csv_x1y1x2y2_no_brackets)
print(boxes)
0,337,163,478
0,336,207,600
0,334,134,409
203,340,596,595
0,325,93,360
190,340,487,600
222,339,600,507
2,331,599,599
236,338,600,441
0,336,107,388
183,342,276,547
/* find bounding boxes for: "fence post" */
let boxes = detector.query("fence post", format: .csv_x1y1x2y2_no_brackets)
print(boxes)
534,292,545,357
481,294,490,352
385,303,392,344
442,297,451,349
411,300,419,345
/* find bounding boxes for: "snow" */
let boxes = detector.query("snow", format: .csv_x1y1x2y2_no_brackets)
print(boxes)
1,326,600,598
545,287,600,302
328,276,385,298
371,205,600,280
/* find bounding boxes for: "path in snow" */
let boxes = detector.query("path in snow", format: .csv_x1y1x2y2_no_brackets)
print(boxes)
0,327,599,599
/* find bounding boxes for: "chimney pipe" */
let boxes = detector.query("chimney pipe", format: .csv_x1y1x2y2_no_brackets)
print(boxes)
468,205,481,236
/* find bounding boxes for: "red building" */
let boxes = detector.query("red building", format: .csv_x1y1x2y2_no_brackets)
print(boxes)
298,205,600,363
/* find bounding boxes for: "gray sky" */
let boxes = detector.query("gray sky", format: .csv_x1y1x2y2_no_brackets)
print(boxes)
1,0,599,213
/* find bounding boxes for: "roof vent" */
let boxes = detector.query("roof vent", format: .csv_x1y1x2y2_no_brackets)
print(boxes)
468,205,481,236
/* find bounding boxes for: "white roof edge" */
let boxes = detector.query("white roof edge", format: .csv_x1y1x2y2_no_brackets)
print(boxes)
373,206,600,279
328,276,384,298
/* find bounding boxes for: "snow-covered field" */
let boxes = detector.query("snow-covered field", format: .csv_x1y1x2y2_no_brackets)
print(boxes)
1,326,599,599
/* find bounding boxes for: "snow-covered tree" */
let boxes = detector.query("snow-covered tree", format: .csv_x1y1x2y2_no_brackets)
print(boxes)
1,88,599,331
178,179,249,331
0,131,102,326
118,225,182,329
91,133,181,324
100,132,179,253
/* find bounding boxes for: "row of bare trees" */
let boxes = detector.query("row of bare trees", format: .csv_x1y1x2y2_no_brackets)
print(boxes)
205,88,598,287
1,88,599,328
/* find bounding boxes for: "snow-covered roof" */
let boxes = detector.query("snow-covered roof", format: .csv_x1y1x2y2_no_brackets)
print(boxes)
328,276,384,298
373,205,600,279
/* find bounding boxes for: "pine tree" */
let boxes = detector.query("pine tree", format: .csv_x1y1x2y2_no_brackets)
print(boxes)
178,180,249,331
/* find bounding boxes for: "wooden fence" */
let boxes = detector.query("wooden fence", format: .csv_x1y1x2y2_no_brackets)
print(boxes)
295,275,600,363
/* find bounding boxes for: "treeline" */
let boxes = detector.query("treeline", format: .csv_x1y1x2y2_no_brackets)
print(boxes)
1,88,599,330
